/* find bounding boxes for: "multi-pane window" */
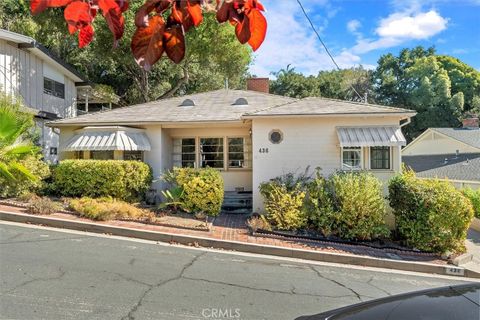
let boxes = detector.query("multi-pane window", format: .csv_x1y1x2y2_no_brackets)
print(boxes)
342,147,362,170
200,138,224,168
43,77,65,99
124,151,143,161
228,138,244,168
91,151,114,160
173,138,196,168
73,151,84,159
370,147,391,170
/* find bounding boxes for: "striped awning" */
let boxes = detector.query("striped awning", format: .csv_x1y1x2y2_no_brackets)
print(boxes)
337,126,406,147
63,126,151,151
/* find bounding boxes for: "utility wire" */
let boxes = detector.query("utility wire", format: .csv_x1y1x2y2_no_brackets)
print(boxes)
296,0,365,102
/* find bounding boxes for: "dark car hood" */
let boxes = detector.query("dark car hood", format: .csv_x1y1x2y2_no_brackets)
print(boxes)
296,283,480,320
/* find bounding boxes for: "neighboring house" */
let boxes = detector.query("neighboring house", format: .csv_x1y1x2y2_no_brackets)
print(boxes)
49,80,416,211
0,29,91,163
402,117,480,190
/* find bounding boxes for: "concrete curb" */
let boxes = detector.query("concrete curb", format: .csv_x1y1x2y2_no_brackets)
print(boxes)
2,210,480,279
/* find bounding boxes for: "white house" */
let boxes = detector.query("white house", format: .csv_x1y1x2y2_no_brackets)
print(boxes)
0,29,91,163
402,117,480,190
49,80,416,211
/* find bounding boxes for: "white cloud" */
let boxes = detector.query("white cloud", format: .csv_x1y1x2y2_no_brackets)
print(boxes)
347,20,361,33
249,0,362,77
351,10,448,54
377,11,447,39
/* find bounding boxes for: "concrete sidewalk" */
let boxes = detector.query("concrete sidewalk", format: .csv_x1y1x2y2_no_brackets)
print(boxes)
463,229,480,273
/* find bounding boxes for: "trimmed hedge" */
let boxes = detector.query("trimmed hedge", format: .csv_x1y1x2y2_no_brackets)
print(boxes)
389,171,474,254
52,160,152,201
327,172,389,240
167,167,224,216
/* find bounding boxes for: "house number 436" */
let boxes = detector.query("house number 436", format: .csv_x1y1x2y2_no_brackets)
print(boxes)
259,148,269,153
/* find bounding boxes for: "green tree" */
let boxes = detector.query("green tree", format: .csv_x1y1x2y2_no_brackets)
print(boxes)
0,94,41,185
0,0,252,104
270,66,371,101
373,46,480,140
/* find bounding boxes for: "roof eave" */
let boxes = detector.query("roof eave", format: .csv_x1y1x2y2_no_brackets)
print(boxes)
242,112,417,120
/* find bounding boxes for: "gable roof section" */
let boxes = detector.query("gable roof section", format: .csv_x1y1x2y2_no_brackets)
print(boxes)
244,97,415,117
430,128,480,149
49,90,415,126
0,29,88,84
50,90,296,126
403,153,480,182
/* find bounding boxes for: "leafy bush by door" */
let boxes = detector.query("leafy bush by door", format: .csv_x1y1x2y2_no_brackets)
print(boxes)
389,171,474,254
163,167,224,216
52,160,152,202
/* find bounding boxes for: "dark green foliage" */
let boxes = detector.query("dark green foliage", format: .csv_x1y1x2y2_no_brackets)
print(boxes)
389,171,474,254
462,188,480,219
260,170,389,239
52,160,152,202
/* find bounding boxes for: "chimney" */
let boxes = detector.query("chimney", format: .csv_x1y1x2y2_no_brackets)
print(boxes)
247,78,269,94
462,117,479,129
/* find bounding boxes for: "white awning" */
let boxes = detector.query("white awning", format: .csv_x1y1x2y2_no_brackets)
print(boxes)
63,126,151,151
337,126,406,147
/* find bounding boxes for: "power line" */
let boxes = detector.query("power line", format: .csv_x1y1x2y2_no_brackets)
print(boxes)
296,0,365,102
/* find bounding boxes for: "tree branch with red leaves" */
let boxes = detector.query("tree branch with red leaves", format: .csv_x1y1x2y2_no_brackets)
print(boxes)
30,0,267,70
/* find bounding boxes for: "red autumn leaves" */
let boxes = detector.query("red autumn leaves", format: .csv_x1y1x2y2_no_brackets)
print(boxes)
30,0,267,70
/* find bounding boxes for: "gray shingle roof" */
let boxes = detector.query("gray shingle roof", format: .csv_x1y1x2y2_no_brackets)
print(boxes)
431,128,480,149
403,153,480,182
51,90,295,125
50,90,414,126
245,97,415,117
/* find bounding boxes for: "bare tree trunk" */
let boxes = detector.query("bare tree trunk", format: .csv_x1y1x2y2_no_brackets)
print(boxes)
157,65,189,100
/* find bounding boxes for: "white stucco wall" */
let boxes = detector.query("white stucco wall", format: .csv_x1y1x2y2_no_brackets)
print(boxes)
402,130,480,156
251,116,405,211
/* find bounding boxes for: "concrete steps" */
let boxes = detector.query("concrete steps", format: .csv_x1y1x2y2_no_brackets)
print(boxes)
222,191,252,214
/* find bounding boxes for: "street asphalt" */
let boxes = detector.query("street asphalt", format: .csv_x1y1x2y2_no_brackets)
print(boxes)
0,222,474,320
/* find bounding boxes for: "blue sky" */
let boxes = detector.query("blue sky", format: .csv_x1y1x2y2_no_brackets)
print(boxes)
249,0,480,77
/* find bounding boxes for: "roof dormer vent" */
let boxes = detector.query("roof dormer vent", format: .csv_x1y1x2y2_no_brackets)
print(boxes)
179,99,195,107
232,98,248,106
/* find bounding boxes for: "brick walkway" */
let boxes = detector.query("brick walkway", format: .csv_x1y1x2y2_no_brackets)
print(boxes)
0,204,446,265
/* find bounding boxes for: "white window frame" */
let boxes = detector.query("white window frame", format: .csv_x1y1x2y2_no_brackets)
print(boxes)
227,136,252,170
199,136,226,170
341,147,363,171
173,137,197,168
368,146,393,171
172,135,252,171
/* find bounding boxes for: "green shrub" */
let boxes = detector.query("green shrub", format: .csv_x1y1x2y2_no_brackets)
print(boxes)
260,181,307,231
303,172,336,236
462,188,480,219
69,197,154,221
328,172,389,240
52,160,152,202
27,197,61,215
389,171,474,254
0,154,50,198
165,167,224,216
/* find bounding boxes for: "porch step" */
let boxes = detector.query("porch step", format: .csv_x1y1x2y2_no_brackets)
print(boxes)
222,191,252,215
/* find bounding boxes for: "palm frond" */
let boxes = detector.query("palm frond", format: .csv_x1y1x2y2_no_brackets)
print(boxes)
4,144,40,157
0,161,16,182
9,161,38,182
